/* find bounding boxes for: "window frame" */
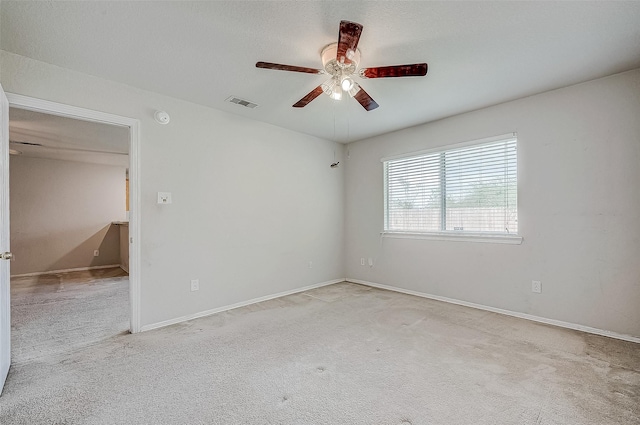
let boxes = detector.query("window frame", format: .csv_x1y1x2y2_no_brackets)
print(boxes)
381,133,522,244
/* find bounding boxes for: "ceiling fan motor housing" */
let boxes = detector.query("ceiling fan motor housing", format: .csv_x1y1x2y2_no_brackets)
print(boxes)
321,43,360,77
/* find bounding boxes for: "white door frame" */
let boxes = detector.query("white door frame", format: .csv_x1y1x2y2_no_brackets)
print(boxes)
1,85,10,394
6,93,142,333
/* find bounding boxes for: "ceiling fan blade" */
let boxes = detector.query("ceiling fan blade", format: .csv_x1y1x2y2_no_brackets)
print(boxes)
359,63,428,79
256,61,323,75
336,21,363,65
351,83,379,111
293,85,324,108
10,140,43,146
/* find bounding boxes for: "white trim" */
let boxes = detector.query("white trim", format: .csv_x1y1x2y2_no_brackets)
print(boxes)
6,93,142,333
0,84,11,394
140,278,345,332
5,94,134,128
380,132,517,162
381,231,523,244
10,264,122,278
128,118,141,333
347,278,640,344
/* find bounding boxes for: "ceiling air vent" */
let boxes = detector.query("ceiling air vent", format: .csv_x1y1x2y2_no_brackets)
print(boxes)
225,96,258,109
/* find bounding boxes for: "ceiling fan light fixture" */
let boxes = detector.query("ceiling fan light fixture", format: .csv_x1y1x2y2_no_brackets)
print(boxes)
321,78,343,100
321,78,336,96
330,84,343,101
348,82,361,97
341,76,354,91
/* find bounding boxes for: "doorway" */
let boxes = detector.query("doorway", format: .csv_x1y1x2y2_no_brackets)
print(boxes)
9,107,131,363
5,94,141,341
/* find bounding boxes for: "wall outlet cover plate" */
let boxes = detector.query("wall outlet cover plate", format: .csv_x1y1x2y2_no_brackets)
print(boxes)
532,280,542,293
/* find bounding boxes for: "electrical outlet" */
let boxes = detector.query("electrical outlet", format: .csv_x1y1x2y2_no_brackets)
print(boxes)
360,258,365,266
93,250,99,257
532,280,541,294
190,279,199,292
368,258,373,267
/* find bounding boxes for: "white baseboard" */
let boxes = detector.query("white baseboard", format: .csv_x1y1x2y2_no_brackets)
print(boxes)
140,278,345,332
347,278,640,344
11,264,122,278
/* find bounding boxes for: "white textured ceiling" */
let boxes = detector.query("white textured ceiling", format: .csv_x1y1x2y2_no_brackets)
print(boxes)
9,108,129,168
2,1,640,143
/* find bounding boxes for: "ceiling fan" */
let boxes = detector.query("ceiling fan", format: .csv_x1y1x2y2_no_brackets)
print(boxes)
256,20,428,111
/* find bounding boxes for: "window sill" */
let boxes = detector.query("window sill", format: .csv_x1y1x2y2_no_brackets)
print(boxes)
381,231,523,245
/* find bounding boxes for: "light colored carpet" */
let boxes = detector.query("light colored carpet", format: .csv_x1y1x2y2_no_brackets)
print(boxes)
9,267,129,364
1,281,638,424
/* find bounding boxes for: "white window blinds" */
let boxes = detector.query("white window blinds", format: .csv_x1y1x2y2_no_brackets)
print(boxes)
384,135,517,235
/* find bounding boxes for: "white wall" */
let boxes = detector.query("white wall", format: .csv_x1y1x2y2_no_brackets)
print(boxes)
345,69,640,338
10,156,126,275
5,48,637,339
1,51,345,328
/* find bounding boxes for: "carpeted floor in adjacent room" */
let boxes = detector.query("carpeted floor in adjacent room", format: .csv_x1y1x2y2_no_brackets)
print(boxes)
1,280,638,424
9,267,129,365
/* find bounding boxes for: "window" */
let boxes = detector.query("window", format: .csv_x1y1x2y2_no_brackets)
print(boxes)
383,134,518,240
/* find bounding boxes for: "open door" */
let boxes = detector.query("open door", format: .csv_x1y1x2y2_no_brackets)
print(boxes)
0,84,10,394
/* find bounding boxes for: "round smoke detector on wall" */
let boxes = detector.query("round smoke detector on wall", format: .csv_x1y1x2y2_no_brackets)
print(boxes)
154,110,170,125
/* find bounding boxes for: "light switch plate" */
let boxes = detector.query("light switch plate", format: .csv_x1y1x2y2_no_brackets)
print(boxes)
157,192,172,204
